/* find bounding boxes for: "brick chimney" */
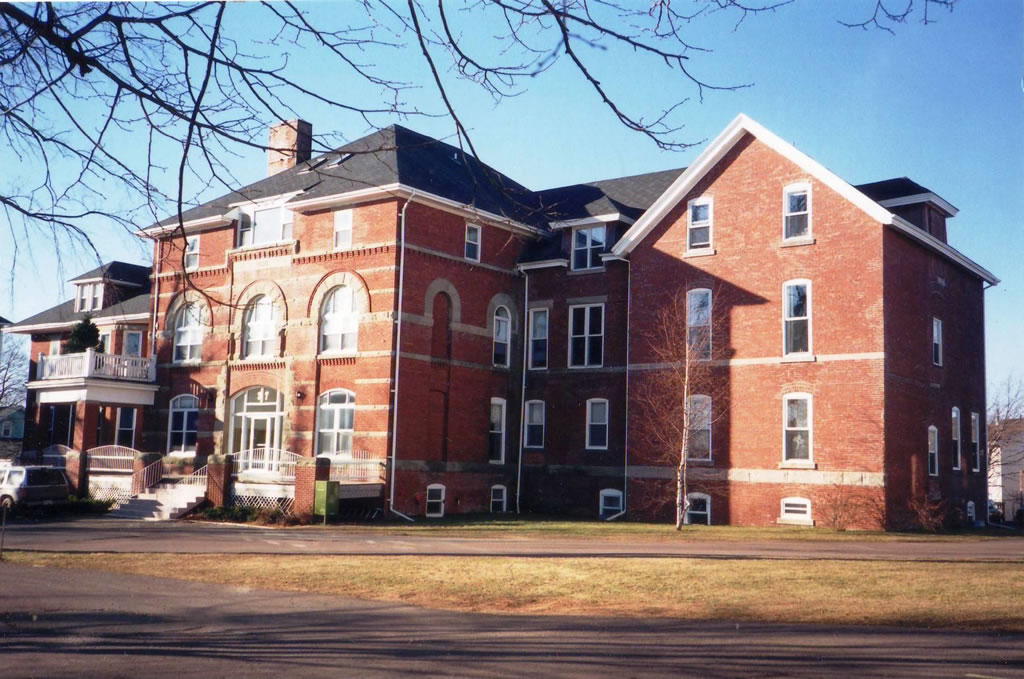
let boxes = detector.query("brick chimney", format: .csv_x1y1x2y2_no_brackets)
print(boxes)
267,119,312,176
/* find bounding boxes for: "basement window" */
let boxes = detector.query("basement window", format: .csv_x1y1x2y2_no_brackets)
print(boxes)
425,484,445,517
778,496,812,525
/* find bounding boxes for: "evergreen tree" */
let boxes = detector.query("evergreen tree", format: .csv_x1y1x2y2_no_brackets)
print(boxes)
63,316,100,353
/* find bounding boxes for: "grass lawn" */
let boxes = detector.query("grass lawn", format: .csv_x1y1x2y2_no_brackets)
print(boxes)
9,551,1024,632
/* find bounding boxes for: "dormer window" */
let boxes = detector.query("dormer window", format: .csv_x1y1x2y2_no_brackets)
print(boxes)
238,206,293,248
76,282,103,312
572,225,605,270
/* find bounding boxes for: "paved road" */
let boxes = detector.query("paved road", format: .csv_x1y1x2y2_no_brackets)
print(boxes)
2,517,1024,561
2,562,1022,678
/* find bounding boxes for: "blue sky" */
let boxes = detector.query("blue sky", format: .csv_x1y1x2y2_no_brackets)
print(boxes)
1,1,1020,387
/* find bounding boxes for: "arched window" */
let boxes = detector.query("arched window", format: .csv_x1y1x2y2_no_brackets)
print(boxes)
426,483,446,517
492,306,510,367
173,303,203,362
243,296,276,358
167,394,199,454
317,389,355,456
320,286,359,354
685,492,711,525
229,386,283,454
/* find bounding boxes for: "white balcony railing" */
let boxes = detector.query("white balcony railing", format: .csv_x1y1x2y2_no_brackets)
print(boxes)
325,450,387,483
235,448,299,481
36,348,155,383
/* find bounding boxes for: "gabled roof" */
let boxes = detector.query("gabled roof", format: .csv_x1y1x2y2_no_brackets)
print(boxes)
148,125,545,232
610,114,997,285
68,261,151,285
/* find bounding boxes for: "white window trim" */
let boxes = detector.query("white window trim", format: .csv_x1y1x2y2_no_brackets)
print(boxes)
571,224,607,271
599,488,623,516
781,392,814,467
586,397,609,450
184,235,200,270
243,296,277,359
465,223,481,262
524,400,545,449
778,496,813,526
966,500,976,522
528,308,548,371
490,484,507,513
782,181,813,242
115,407,136,449
568,303,604,369
492,306,510,368
237,204,294,249
333,209,353,251
166,394,199,456
932,317,943,367
122,330,143,357
77,282,101,312
971,412,981,472
928,424,939,477
319,286,359,356
98,331,112,354
314,389,356,457
781,279,813,359
425,483,446,518
951,406,961,471
173,303,203,364
686,394,712,461
684,492,711,525
489,397,506,464
1,422,12,438
686,288,712,361
686,196,714,253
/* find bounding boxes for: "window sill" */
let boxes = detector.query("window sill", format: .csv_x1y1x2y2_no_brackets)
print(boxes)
567,268,605,276
228,239,297,255
318,351,358,359
568,364,604,370
488,459,505,465
585,447,609,452
165,451,197,459
172,360,201,367
777,517,815,526
683,247,716,258
781,354,816,364
687,458,714,467
779,460,816,470
780,237,815,248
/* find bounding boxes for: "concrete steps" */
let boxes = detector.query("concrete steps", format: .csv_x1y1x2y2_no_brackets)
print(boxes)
107,483,206,521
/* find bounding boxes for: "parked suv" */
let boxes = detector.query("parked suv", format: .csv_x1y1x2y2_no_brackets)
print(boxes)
0,466,70,509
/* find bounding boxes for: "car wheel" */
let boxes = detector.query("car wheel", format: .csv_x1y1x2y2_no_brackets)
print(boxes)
0,496,13,510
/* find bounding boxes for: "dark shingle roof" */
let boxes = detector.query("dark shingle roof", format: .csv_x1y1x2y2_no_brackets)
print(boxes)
855,177,933,203
0,316,9,325
156,125,545,229
536,167,684,223
8,292,151,330
69,261,152,285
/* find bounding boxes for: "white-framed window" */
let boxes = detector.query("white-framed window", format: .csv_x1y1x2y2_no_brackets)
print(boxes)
92,282,102,309
687,197,712,251
1,422,12,438
685,492,711,525
173,303,203,362
569,303,603,368
686,288,712,361
783,183,811,241
779,496,813,525
932,318,943,366
316,389,355,456
333,209,353,251
599,488,623,518
783,393,813,463
184,236,200,270
571,224,606,270
971,412,981,472
465,224,481,262
928,425,939,476
76,282,103,312
490,485,507,513
243,296,277,359
782,279,811,357
115,407,136,448
687,395,712,461
528,308,548,370
951,407,961,471
123,330,142,357
320,286,359,354
48,339,60,356
966,500,976,523
492,306,510,367
239,206,292,247
97,331,112,353
425,483,446,517
167,394,199,454
586,398,609,450
525,400,545,448
489,397,506,463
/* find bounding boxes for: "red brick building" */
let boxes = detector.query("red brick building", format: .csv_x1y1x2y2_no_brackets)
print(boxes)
5,115,997,528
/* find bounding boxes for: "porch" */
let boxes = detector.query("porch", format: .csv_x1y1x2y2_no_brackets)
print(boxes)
27,349,158,407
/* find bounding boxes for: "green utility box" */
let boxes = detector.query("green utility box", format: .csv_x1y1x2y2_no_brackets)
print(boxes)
314,480,340,518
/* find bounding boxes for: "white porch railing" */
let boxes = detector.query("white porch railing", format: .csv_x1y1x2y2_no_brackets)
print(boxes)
176,465,208,489
87,445,137,472
326,450,386,483
41,444,75,469
131,458,163,495
235,448,299,481
36,349,155,382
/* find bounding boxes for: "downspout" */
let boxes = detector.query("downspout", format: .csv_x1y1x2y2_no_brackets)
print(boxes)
606,255,631,521
388,192,416,522
150,237,161,359
515,269,529,514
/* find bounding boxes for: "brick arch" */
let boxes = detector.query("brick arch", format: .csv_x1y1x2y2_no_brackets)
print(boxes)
423,278,462,324
163,290,214,332
305,269,372,319
485,292,519,334
232,279,289,330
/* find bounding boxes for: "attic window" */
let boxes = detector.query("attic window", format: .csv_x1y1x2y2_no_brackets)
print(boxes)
76,282,103,312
